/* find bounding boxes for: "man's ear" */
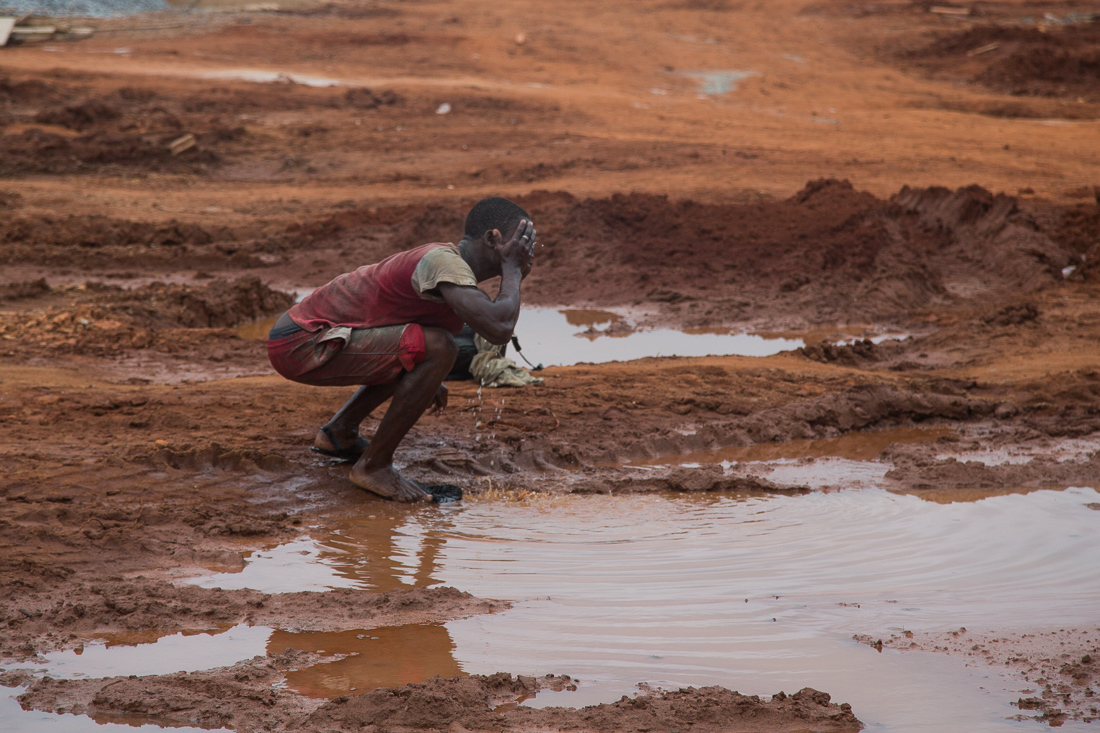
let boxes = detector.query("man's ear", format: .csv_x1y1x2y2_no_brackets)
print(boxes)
486,228,503,248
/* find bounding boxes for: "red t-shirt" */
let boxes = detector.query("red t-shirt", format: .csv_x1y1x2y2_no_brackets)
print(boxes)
288,243,476,335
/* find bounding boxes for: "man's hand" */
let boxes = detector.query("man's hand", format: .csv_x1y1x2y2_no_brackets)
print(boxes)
429,384,448,415
494,219,536,276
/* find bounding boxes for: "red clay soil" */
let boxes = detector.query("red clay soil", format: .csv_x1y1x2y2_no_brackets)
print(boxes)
13,671,860,733
902,22,1100,103
1,0,1099,729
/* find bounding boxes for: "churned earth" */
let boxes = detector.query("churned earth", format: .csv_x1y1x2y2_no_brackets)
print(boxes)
1,0,1098,730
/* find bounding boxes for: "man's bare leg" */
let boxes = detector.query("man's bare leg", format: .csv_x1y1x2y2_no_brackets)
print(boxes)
350,327,457,501
315,383,396,454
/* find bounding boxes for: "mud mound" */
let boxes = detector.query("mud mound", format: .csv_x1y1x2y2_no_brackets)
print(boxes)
18,670,861,733
310,675,861,732
274,181,1078,328
18,654,319,731
34,99,122,132
982,302,1039,327
799,338,879,365
0,278,50,303
0,583,495,661
343,87,402,109
1057,201,1100,280
0,278,293,356
125,277,296,329
904,23,1100,101
388,205,466,250
0,75,63,105
0,213,216,256
884,449,1100,491
0,129,220,176
519,180,1072,325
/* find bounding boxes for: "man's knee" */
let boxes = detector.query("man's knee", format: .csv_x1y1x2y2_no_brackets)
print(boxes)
422,327,458,367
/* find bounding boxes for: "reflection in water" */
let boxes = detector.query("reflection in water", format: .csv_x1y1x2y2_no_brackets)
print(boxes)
208,487,1100,731
268,625,462,697
626,427,955,467
560,309,622,328
517,308,803,364
32,624,272,679
237,308,805,362
18,488,1099,732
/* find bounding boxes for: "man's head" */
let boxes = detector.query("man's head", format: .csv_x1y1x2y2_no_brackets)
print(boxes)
464,197,530,244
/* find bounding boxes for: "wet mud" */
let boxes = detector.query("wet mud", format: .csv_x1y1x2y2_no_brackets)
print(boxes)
857,628,1100,725
11,670,858,733
1,0,1099,729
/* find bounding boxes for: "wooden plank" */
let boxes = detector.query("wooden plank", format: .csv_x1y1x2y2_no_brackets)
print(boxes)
168,133,197,156
966,42,999,57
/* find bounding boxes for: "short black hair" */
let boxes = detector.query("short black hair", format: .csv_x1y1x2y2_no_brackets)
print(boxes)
464,197,530,240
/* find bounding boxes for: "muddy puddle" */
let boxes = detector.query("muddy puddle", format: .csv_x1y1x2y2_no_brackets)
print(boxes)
515,308,808,365
238,307,809,364
11,487,1099,732
682,70,760,95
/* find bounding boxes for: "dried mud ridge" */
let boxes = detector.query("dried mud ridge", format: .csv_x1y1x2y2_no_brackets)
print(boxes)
855,628,1100,725
5,670,861,733
2,180,1097,337
901,21,1100,105
0,277,293,357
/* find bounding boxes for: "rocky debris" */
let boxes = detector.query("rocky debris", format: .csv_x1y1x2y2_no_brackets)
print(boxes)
799,338,879,365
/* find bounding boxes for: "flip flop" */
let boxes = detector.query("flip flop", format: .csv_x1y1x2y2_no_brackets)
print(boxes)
412,481,464,503
310,425,370,462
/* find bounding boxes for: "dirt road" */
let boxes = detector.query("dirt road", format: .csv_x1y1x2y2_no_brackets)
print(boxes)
1,0,1098,729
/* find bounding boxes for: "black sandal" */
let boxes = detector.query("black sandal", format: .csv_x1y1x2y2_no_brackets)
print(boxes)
412,481,464,503
310,425,370,462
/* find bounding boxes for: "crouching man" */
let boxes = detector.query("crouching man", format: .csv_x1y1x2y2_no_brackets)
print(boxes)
267,197,536,502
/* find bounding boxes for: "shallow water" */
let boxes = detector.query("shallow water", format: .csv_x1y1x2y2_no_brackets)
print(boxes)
11,487,1099,732
0,687,218,733
238,306,806,363
682,70,760,95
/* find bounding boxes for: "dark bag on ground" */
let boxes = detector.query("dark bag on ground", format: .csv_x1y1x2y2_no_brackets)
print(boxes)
446,325,506,380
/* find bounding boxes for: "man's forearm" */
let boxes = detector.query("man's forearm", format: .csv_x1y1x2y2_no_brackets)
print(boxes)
487,261,523,340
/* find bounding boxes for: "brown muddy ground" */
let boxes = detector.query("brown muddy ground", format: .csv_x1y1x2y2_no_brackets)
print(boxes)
1,0,1099,729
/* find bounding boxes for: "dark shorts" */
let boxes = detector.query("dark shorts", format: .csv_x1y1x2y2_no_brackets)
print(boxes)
267,322,427,387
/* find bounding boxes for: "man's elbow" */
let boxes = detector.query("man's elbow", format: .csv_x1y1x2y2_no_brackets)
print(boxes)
481,320,515,346
484,329,512,346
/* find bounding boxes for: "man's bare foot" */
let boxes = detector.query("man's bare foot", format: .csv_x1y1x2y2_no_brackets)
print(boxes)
349,462,430,502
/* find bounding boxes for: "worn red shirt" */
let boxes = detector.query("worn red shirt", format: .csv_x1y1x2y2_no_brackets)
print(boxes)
288,243,476,335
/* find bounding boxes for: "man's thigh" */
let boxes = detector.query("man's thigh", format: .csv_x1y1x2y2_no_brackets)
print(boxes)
272,323,426,387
